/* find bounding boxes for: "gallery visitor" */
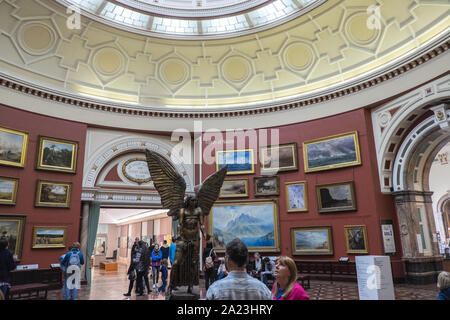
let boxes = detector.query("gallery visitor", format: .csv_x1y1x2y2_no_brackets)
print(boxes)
151,243,162,289
0,239,17,300
217,258,228,280
169,237,176,267
261,256,275,288
272,256,309,300
59,245,72,300
203,240,217,291
61,242,84,300
161,240,169,261
158,258,168,293
437,271,450,300
250,252,262,278
205,238,272,300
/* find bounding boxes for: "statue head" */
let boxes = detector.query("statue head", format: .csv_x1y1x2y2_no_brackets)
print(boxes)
184,195,198,209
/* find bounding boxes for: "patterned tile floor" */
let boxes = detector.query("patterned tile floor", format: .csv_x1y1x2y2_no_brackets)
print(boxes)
45,264,440,300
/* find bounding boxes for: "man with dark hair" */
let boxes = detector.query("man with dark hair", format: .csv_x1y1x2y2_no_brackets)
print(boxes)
205,238,272,300
0,239,17,300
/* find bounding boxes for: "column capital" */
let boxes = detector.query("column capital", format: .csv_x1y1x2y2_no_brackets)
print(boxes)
392,190,434,203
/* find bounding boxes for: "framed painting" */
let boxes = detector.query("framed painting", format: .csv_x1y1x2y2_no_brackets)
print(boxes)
32,226,67,249
291,226,334,255
209,200,280,253
316,181,356,213
303,131,361,173
260,143,298,174
220,179,249,198
0,126,28,168
36,136,78,173
0,176,19,205
35,180,72,208
254,176,280,196
285,181,308,212
344,225,369,254
0,215,26,261
216,149,254,175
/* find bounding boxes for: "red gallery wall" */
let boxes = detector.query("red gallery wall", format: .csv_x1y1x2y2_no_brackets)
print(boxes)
0,104,87,267
202,108,405,279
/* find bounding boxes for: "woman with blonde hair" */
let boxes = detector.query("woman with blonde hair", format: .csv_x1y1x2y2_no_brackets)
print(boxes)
272,256,309,300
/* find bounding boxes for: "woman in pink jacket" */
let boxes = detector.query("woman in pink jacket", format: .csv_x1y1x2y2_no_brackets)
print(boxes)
272,256,309,300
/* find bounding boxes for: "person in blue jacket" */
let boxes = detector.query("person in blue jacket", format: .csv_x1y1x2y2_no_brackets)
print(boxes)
61,242,84,300
437,271,450,300
151,243,162,289
169,237,176,267
158,258,168,293
59,245,72,300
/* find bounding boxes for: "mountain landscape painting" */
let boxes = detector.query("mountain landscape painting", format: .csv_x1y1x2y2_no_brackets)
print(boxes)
211,202,277,251
304,132,361,172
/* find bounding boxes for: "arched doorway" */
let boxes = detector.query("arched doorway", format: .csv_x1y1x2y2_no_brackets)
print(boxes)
372,74,450,284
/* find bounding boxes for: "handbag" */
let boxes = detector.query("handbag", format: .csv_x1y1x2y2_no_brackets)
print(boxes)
128,269,137,281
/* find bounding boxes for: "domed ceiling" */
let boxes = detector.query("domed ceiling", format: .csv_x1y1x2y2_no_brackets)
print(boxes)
0,0,448,113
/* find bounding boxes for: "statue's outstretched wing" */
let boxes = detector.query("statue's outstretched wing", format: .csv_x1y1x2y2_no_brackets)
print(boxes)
145,150,186,218
197,166,228,216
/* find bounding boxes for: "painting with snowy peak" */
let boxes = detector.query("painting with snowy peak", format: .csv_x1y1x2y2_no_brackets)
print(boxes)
304,132,360,172
211,202,277,250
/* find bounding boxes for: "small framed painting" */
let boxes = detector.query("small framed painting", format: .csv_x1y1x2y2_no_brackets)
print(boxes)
220,179,249,198
0,126,28,168
344,225,369,254
316,181,356,213
35,180,72,208
254,176,280,196
216,149,254,175
303,131,361,173
0,215,26,260
291,226,334,256
260,143,298,174
32,226,67,249
0,176,19,205
36,136,78,173
285,181,308,212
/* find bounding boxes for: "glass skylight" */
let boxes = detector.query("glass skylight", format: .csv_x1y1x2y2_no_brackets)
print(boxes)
60,0,325,39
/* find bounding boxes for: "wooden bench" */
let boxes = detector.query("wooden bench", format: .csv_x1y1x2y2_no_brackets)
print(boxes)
295,260,357,283
297,274,311,289
9,283,50,300
99,261,118,272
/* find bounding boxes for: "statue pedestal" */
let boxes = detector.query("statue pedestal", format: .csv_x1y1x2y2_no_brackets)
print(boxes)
166,287,200,300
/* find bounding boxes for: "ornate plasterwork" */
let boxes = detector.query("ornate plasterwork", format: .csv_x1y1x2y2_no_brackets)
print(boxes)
371,74,450,194
0,0,448,113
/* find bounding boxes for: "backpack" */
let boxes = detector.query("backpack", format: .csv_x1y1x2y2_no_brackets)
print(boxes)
68,251,80,267
205,249,215,269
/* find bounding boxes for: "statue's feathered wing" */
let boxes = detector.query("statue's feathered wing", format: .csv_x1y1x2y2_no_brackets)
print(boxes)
145,150,186,219
197,165,228,217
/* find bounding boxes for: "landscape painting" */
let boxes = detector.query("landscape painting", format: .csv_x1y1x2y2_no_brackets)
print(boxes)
285,181,307,212
291,226,333,255
220,179,248,198
303,131,361,173
254,176,279,196
0,215,26,260
0,177,19,205
344,225,369,254
37,137,78,173
316,181,356,213
32,226,67,249
0,126,28,167
216,149,254,175
35,180,72,208
260,143,298,173
210,200,279,252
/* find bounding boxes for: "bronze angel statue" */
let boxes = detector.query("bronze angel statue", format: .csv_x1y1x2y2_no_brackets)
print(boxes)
145,150,227,296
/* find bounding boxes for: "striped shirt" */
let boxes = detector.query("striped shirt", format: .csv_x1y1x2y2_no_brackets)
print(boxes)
206,270,273,300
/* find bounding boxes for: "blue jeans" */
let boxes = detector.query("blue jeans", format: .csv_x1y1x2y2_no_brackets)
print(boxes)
152,266,160,284
0,285,9,300
64,276,79,300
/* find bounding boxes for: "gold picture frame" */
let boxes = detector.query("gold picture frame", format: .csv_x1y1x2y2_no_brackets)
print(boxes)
291,226,334,256
303,131,361,173
316,181,356,213
0,126,28,168
36,136,78,173
260,142,298,174
344,225,369,254
209,199,280,253
35,180,72,208
285,181,308,212
0,215,26,261
32,226,67,249
216,149,255,175
0,176,19,205
219,179,249,198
